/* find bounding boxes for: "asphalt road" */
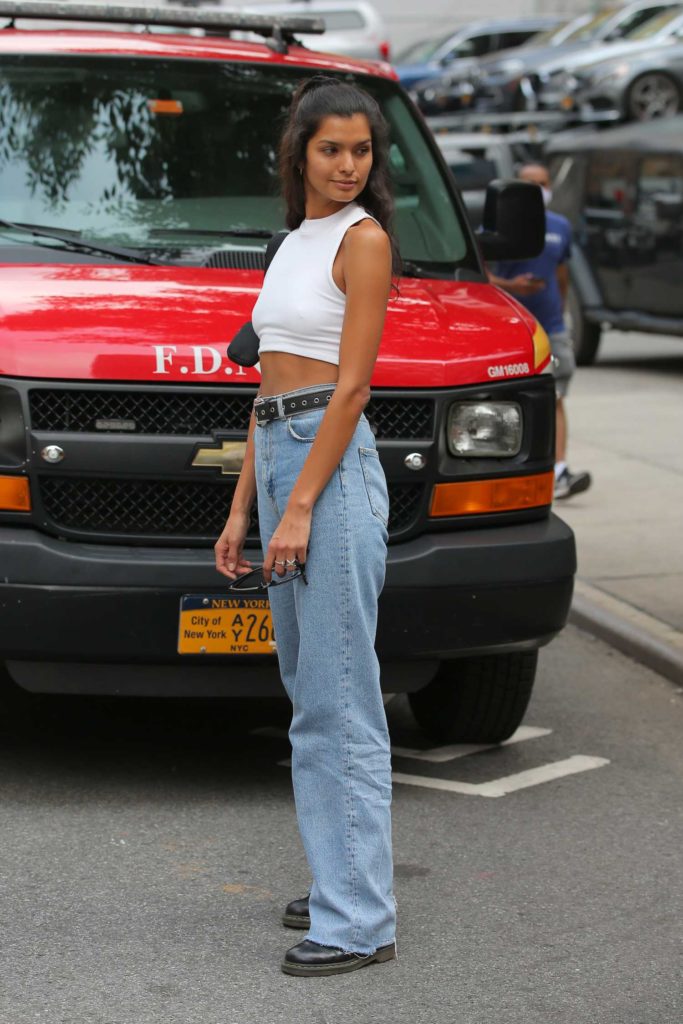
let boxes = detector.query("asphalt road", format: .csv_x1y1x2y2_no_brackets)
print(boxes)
1,622,681,1024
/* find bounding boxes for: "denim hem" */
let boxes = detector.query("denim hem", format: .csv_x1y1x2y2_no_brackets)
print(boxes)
305,933,396,957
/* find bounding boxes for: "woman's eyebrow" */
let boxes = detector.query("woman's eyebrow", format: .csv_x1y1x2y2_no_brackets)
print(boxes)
318,138,372,146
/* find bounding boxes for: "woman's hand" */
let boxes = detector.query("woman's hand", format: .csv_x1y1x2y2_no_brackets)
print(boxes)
214,509,252,580
263,505,312,583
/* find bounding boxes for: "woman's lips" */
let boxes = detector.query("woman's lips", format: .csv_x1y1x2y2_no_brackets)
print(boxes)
332,181,357,190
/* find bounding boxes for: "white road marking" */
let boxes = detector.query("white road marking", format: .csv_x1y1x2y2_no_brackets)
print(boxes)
391,725,552,763
392,755,610,798
256,724,552,763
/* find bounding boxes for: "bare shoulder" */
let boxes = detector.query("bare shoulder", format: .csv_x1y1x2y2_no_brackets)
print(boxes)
343,217,391,262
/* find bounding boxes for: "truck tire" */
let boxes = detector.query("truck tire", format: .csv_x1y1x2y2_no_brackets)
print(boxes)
407,651,538,744
567,284,601,365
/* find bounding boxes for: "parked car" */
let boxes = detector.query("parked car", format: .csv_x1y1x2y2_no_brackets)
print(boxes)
551,10,683,121
394,16,562,93
240,0,390,61
409,17,584,115
453,0,683,114
431,128,547,224
536,6,683,115
0,0,576,744
546,118,683,363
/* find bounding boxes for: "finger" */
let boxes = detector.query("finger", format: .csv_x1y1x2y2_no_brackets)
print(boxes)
262,549,274,584
214,540,230,576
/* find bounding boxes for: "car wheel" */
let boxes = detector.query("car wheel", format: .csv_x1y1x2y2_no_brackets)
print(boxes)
567,283,601,365
407,651,538,744
625,72,681,122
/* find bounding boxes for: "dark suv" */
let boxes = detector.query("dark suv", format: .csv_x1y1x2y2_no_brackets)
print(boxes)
546,118,683,363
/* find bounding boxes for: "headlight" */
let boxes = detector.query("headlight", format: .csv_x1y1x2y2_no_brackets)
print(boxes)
593,62,630,87
447,402,522,457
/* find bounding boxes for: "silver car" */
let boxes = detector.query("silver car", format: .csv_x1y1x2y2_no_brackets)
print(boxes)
537,6,683,116
554,10,683,119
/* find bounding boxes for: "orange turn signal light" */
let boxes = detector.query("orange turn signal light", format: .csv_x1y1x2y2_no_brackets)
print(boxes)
0,475,31,512
147,99,184,116
430,472,554,517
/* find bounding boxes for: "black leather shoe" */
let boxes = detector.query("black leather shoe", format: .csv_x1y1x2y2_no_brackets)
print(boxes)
281,938,396,977
282,894,310,929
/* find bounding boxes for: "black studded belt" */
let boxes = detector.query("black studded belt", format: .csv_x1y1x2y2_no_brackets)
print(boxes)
254,386,336,425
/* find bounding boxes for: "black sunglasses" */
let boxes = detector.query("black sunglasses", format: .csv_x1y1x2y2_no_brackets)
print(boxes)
226,561,308,592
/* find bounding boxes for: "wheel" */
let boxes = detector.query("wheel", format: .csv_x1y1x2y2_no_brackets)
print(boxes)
408,651,538,744
567,283,601,365
625,72,681,122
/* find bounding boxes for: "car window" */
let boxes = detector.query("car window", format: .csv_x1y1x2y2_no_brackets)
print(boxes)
442,33,496,61
547,154,586,223
447,153,499,191
624,7,683,38
636,153,683,220
612,6,671,37
396,31,461,64
585,152,635,213
563,7,620,42
0,56,468,267
497,30,538,49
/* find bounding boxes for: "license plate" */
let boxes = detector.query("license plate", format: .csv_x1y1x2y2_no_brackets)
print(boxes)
178,594,275,655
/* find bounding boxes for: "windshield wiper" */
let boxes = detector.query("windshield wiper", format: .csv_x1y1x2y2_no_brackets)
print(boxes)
148,227,275,239
0,219,172,266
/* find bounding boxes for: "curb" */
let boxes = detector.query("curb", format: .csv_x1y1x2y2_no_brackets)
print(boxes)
569,580,683,688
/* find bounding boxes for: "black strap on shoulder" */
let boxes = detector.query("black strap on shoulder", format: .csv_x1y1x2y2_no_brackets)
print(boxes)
264,229,288,273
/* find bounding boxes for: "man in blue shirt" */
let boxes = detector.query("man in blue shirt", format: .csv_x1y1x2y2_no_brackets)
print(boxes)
489,163,591,500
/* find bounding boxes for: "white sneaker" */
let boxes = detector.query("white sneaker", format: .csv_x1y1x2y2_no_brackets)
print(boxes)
554,467,592,500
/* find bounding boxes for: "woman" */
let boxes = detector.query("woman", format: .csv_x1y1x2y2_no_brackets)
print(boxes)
214,75,398,977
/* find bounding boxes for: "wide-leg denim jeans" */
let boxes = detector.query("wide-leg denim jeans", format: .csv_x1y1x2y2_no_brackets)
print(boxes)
254,386,396,954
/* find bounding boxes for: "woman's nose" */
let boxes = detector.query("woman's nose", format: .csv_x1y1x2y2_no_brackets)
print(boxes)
338,152,355,174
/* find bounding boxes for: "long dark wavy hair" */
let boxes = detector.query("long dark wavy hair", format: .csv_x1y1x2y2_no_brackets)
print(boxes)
278,75,401,277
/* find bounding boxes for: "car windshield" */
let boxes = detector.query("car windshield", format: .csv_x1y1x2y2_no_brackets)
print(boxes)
562,7,620,42
0,56,468,267
528,19,573,45
624,7,683,38
395,31,457,64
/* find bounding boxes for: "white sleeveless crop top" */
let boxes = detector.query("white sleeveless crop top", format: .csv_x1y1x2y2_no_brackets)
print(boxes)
252,201,381,366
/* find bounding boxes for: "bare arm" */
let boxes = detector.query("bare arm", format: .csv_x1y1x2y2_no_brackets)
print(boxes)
214,398,259,579
487,268,545,297
262,221,392,581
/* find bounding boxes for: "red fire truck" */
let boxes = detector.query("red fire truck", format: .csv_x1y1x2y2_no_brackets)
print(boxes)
0,2,575,742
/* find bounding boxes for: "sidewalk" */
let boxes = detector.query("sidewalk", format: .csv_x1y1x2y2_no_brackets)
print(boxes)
556,329,683,684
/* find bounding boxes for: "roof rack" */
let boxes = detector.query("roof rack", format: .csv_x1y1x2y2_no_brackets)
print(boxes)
0,1,325,52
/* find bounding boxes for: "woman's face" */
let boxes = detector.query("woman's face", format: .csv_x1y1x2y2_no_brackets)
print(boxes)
302,113,373,209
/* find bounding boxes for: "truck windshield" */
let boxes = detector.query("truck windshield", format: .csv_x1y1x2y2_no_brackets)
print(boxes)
0,56,469,268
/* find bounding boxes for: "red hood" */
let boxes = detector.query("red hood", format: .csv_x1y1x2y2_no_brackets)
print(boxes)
0,265,539,388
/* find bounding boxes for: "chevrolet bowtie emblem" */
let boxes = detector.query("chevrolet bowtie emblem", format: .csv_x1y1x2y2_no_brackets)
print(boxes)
191,441,247,475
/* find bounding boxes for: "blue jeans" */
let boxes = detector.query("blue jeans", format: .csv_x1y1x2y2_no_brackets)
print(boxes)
254,385,396,954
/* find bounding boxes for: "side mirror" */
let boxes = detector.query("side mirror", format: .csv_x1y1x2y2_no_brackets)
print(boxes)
478,179,545,260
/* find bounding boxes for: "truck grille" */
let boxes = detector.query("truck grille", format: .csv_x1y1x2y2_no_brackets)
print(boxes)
29,388,434,441
37,476,424,543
